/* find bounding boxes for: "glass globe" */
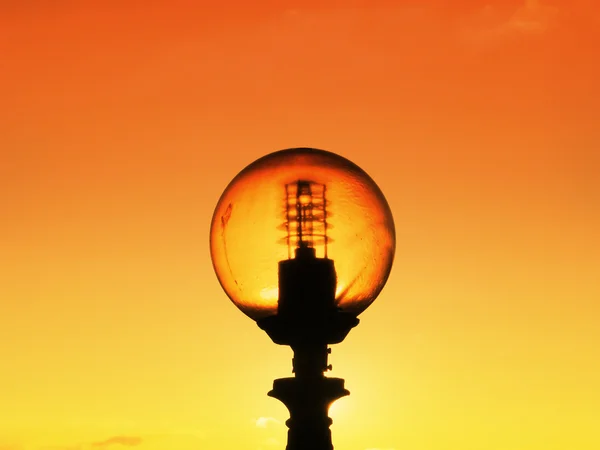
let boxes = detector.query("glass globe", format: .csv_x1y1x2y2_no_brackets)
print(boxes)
210,148,395,320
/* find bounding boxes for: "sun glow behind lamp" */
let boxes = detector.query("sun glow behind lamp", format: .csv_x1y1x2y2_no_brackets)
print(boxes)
210,148,395,450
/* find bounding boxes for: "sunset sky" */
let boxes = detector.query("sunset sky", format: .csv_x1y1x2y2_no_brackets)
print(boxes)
1,1,599,450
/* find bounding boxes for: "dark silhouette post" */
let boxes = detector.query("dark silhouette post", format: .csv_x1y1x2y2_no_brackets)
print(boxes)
210,148,396,450
257,181,359,450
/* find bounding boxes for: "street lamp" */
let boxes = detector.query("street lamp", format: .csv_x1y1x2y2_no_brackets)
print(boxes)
210,148,395,450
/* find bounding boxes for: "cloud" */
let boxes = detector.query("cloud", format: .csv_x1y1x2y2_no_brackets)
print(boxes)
459,0,559,47
503,0,559,34
91,437,142,448
255,417,280,429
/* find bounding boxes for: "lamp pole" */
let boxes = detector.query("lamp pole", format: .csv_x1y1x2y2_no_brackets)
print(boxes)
257,181,359,450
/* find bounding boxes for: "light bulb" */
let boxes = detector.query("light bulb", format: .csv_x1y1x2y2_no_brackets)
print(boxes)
210,148,395,320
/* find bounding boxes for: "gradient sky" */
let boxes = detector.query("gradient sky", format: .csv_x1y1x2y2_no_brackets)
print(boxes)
1,1,599,450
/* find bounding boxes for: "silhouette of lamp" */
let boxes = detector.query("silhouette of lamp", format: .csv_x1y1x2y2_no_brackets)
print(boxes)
210,148,395,450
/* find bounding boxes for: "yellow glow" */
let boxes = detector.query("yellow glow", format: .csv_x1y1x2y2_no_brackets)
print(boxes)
299,194,312,205
260,286,279,301
328,399,346,420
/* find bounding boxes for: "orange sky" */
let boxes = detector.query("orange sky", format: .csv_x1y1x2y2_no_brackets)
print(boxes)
1,1,599,450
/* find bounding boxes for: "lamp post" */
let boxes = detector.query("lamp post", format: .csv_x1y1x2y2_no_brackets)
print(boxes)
210,148,395,450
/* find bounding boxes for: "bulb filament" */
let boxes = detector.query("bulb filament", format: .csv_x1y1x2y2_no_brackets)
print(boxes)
282,180,330,259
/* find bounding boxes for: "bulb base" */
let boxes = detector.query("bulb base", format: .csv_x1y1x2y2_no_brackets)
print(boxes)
277,254,337,320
